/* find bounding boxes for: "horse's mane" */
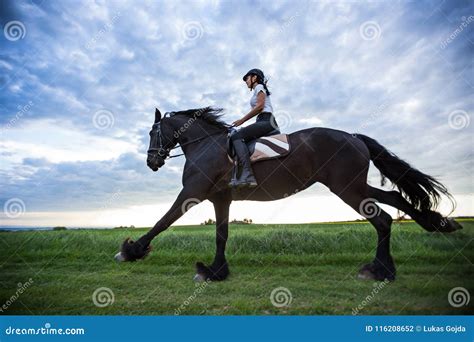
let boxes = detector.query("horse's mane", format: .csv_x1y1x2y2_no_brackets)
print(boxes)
174,107,230,130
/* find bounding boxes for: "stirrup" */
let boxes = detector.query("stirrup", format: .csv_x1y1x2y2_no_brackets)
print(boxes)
228,174,258,188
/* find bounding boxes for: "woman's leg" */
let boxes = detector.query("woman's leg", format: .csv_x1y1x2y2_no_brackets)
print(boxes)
229,121,275,187
232,120,275,142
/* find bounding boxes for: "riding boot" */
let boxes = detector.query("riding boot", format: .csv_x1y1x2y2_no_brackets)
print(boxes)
229,139,258,188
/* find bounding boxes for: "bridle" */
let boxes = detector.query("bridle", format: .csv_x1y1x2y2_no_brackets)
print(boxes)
147,121,173,159
147,112,229,161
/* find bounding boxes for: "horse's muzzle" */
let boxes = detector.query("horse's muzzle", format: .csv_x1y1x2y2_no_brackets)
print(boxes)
147,156,164,171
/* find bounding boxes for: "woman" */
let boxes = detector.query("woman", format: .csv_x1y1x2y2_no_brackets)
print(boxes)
229,68,279,188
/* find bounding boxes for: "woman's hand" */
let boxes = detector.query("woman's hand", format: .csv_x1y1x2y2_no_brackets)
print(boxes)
232,118,245,127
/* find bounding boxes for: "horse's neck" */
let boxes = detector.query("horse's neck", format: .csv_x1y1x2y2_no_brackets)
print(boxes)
174,119,226,154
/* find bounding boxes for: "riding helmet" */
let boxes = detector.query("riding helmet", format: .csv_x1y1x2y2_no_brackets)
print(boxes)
242,68,264,81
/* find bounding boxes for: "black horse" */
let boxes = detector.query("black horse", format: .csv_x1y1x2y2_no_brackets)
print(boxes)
115,107,462,281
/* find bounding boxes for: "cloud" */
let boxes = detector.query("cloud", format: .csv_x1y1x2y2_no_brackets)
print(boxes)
0,0,472,225
0,151,184,213
1,118,136,164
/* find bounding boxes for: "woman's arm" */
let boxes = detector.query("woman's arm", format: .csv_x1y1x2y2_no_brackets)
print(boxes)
232,92,265,126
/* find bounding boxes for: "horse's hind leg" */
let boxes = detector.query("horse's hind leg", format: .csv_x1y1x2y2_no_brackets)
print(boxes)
367,186,462,233
330,181,396,281
360,206,396,281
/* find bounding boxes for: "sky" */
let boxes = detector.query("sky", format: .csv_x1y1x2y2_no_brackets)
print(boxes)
0,0,473,227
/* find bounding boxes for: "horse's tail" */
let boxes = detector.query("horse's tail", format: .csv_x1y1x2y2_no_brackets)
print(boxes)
354,134,455,213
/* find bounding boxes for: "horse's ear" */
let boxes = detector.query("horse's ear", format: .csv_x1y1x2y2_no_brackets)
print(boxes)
155,108,162,122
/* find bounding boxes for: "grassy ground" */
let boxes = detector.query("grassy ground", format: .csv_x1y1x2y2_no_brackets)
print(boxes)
0,220,472,315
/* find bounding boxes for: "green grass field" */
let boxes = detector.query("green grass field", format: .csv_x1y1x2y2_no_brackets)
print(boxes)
0,220,473,315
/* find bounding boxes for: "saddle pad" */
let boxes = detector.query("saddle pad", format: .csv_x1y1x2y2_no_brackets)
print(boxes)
249,134,290,163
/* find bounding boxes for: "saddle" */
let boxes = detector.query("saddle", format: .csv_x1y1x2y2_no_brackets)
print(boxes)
227,128,291,163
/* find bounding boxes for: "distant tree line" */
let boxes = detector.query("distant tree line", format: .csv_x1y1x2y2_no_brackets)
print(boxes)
200,218,253,225
113,225,136,229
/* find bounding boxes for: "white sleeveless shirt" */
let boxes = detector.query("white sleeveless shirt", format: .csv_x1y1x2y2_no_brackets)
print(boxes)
250,84,273,113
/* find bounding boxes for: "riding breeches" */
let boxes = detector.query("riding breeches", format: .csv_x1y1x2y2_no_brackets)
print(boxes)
230,112,279,142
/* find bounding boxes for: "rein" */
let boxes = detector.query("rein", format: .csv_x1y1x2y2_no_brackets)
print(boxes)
149,111,232,160
165,130,227,159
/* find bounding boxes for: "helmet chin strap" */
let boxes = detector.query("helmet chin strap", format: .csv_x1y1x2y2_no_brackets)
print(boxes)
249,78,257,90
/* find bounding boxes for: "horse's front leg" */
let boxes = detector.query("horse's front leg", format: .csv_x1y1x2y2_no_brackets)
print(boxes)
195,194,231,281
115,187,204,262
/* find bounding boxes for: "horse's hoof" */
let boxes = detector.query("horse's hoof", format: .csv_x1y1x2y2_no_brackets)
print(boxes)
114,252,125,262
358,269,377,280
447,218,463,232
193,273,206,282
358,263,395,282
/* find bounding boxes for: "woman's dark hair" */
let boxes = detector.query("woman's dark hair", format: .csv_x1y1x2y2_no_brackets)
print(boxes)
256,75,271,96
